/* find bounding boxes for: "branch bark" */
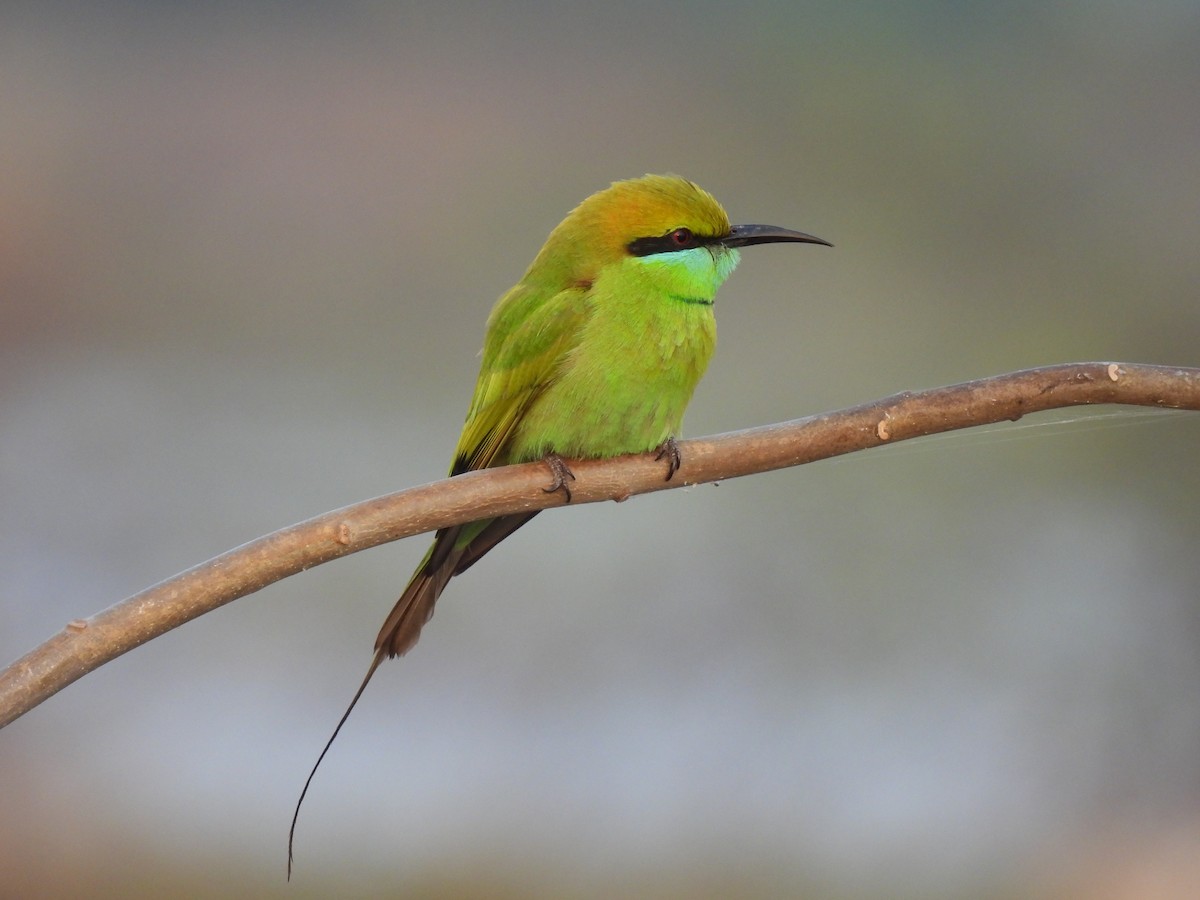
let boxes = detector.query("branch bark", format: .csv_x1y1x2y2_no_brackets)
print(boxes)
3,362,1198,728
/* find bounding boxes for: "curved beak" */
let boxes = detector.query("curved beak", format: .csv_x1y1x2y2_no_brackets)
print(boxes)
722,224,832,249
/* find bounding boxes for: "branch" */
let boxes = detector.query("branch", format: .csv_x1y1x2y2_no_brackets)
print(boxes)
3,362,1198,728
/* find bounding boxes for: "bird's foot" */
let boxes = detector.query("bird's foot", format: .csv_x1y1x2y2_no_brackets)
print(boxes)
542,453,577,502
655,437,682,482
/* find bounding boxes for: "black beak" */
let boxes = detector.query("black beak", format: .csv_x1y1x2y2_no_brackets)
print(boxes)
722,224,832,249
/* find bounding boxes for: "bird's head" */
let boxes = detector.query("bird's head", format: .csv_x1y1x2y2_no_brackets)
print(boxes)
523,174,830,302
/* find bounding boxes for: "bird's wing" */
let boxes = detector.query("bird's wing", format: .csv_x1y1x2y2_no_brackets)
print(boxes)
452,283,590,474
373,284,590,658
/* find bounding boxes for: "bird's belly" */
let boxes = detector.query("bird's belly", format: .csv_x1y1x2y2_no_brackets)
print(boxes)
507,309,715,461
514,387,682,459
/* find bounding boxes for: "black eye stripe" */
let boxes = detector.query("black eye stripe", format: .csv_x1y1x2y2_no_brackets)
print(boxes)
627,229,717,257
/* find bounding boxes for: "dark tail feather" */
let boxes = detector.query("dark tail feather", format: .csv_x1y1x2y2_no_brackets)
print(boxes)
288,646,386,880
288,526,462,876
290,512,537,876
452,512,538,575
374,512,538,656
374,525,463,658
373,564,456,657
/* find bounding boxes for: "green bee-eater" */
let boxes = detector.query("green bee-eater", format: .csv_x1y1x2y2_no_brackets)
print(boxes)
289,174,829,869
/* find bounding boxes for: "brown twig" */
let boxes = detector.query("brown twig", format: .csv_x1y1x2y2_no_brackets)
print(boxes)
2,362,1198,729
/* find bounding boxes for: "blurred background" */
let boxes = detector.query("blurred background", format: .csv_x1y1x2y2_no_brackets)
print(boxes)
2,2,1199,897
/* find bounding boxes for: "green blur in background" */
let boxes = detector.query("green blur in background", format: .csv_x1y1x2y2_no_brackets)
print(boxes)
2,2,1199,897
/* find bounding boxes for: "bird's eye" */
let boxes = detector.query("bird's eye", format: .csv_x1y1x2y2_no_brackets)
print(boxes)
626,228,702,257
669,227,694,247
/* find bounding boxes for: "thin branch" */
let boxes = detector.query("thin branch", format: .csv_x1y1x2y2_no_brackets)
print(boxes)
3,362,1198,728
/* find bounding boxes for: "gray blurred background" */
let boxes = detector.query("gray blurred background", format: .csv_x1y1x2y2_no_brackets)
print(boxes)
2,2,1199,897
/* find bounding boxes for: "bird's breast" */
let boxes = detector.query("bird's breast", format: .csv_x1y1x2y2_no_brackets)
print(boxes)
507,296,716,461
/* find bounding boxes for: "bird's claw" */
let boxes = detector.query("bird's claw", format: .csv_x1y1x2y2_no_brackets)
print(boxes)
543,453,577,502
655,437,682,481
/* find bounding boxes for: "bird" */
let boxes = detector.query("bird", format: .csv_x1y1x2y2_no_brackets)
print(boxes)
288,174,830,873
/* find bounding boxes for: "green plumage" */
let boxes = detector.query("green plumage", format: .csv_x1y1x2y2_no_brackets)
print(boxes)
290,177,829,867
376,175,740,657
